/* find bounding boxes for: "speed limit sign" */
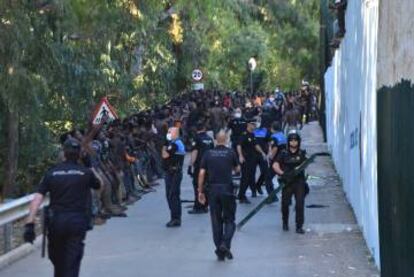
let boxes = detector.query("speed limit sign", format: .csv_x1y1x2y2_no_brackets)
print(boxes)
192,69,203,81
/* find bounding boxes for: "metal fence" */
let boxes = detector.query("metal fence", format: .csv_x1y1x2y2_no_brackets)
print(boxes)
0,194,48,254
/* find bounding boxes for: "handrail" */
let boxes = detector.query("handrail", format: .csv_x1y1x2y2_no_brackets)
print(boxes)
0,194,49,227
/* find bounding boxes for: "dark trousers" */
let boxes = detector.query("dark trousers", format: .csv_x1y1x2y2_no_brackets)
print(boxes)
281,182,306,228
192,168,208,210
255,156,268,190
123,167,135,196
209,188,236,250
231,141,239,164
238,157,256,199
165,170,183,220
48,213,88,277
264,167,276,194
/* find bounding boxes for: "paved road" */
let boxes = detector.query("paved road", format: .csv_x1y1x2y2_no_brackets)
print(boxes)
1,123,380,277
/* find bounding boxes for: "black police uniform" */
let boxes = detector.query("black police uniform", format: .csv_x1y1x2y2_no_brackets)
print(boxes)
271,105,284,124
227,117,247,155
162,139,186,223
260,109,273,129
264,132,287,195
253,127,271,194
200,145,238,253
37,160,100,277
275,148,307,230
191,132,214,211
237,130,258,201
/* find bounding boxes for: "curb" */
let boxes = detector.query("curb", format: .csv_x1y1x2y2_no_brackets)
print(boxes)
0,236,42,270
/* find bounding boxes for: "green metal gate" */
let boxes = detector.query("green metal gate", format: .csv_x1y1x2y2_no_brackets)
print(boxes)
377,79,414,276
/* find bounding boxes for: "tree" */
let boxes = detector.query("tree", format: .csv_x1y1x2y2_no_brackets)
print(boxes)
0,0,320,199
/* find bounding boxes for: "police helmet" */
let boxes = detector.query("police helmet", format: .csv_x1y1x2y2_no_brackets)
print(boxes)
287,129,301,142
275,92,284,101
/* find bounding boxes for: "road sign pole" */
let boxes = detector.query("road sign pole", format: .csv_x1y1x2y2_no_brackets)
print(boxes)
248,57,256,96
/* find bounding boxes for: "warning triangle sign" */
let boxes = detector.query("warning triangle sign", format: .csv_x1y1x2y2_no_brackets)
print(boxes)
91,97,118,125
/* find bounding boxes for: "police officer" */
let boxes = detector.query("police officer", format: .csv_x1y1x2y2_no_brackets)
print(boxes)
227,108,246,157
273,90,285,124
162,127,186,227
24,138,100,277
188,122,214,214
237,119,266,204
253,122,272,196
272,130,307,234
198,131,240,261
264,122,287,203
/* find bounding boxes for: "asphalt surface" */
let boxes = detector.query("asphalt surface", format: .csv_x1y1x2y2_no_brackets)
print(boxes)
0,122,380,277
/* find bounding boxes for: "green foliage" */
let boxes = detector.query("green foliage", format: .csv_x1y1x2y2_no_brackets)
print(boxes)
0,0,319,197
171,0,319,91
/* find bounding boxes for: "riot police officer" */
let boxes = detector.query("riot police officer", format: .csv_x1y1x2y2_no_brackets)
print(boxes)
253,123,271,196
198,131,240,261
272,130,307,234
273,88,286,123
227,108,246,157
162,127,186,227
188,122,214,214
24,138,100,277
237,119,266,204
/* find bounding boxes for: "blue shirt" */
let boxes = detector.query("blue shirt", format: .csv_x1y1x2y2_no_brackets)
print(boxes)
271,132,287,147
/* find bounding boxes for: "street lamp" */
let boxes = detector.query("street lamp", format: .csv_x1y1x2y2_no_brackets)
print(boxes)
248,57,257,95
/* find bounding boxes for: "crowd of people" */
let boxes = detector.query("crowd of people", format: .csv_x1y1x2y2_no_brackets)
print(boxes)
23,81,319,275
54,113,164,226
158,81,318,260
52,82,319,226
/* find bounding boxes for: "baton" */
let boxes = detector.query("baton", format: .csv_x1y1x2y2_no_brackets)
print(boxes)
41,206,49,258
181,200,195,203
236,152,330,231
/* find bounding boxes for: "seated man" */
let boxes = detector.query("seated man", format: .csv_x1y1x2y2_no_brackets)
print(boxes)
330,0,347,37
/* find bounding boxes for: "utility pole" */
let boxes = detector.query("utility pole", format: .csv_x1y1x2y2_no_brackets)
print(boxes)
248,57,256,95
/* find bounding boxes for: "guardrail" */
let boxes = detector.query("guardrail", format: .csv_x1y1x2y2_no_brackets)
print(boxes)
0,194,49,254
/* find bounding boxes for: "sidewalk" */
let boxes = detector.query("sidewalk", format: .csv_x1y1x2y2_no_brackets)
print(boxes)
0,122,380,277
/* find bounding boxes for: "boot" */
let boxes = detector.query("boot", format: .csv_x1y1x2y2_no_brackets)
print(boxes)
238,197,251,204
215,249,225,261
166,219,181,228
296,226,305,234
219,244,233,260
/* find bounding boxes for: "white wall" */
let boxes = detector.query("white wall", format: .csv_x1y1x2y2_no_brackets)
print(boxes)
377,0,414,87
324,0,380,267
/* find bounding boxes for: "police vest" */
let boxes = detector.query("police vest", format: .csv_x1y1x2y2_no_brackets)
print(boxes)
230,118,247,138
173,139,186,155
254,128,268,138
194,134,214,167
271,132,287,146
